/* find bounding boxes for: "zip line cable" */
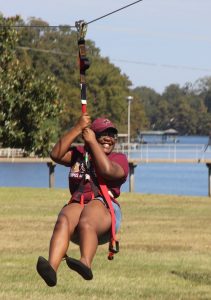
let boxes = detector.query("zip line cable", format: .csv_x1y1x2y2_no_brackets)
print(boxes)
0,25,75,29
0,0,143,28
86,0,143,25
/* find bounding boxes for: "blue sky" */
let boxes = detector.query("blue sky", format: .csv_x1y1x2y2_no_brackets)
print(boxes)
0,0,211,93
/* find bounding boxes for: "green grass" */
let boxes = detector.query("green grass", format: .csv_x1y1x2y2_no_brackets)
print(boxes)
1,188,211,299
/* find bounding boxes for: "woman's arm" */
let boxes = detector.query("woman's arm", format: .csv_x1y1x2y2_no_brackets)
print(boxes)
50,113,91,166
82,127,125,180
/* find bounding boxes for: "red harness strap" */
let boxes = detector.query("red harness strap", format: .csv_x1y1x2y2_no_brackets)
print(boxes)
98,177,119,260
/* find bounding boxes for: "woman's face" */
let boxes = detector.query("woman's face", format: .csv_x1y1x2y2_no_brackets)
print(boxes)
95,129,117,154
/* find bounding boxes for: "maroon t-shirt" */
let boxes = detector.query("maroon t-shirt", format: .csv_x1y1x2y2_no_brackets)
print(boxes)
68,146,128,204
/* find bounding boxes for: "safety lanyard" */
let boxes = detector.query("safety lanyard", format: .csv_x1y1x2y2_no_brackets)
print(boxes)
75,21,90,114
75,21,119,259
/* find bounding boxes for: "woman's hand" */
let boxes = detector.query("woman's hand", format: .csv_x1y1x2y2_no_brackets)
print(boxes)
50,113,91,166
82,127,96,144
75,113,91,132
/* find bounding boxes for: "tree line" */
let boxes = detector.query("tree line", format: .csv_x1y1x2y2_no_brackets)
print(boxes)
1,15,211,156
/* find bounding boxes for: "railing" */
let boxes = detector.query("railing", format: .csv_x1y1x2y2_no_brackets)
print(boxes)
1,144,211,162
115,143,211,162
0,148,26,158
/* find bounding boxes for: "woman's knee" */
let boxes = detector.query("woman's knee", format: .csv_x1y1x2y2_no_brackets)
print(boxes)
78,216,95,232
54,213,69,232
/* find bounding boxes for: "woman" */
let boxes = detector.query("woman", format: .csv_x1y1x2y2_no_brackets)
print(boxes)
36,113,129,286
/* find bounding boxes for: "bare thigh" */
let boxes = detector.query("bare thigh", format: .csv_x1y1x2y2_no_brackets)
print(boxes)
58,203,84,233
78,200,112,236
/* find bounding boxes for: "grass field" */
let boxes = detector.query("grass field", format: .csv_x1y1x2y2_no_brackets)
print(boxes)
1,187,211,300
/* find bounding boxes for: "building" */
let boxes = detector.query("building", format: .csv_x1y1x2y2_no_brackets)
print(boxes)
138,129,178,144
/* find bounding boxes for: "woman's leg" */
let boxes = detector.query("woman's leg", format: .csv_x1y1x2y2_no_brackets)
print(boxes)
77,200,111,268
48,203,83,271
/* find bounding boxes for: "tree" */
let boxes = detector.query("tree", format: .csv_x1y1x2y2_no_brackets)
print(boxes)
133,86,161,130
86,57,133,132
130,96,149,136
0,16,61,156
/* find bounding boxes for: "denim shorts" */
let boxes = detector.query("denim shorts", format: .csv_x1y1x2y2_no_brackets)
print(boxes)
71,197,122,245
96,196,122,232
96,196,122,245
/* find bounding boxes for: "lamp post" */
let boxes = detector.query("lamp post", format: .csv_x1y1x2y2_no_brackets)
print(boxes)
126,96,133,158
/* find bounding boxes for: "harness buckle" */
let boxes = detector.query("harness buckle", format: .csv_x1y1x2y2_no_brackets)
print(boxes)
108,240,119,260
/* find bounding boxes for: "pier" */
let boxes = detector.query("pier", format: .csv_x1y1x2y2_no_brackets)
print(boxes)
128,158,211,196
0,143,211,196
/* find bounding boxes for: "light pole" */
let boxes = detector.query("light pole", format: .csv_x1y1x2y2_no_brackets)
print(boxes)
126,96,133,158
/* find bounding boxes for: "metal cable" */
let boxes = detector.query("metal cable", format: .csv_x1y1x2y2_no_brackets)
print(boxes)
0,25,75,29
0,0,143,28
86,0,143,25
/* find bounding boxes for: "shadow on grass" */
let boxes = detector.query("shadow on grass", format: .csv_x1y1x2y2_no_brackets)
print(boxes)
171,270,211,285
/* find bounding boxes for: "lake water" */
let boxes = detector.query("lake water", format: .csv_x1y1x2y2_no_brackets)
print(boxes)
0,136,210,197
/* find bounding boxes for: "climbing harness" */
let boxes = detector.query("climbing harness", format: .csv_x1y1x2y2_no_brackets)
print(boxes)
75,21,119,260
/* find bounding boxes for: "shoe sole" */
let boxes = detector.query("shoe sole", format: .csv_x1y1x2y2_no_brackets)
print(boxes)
36,256,57,287
66,257,93,280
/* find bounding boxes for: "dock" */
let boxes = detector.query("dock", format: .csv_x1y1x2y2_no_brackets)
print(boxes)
128,158,211,196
